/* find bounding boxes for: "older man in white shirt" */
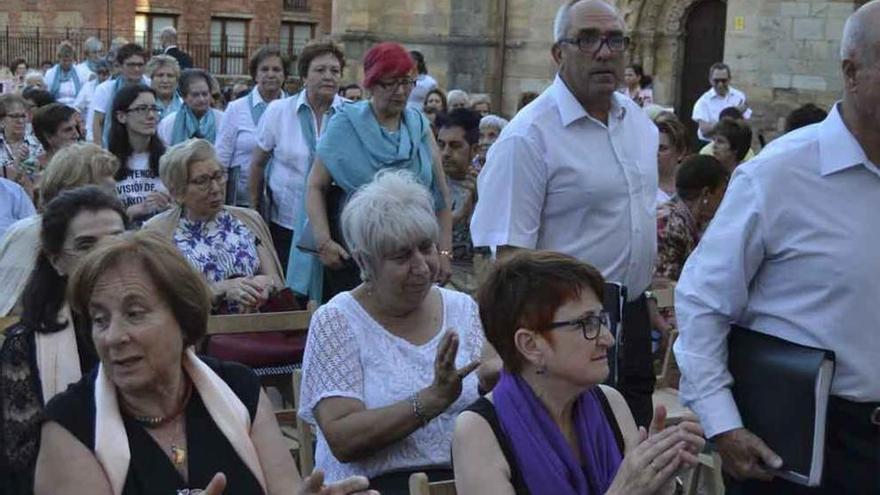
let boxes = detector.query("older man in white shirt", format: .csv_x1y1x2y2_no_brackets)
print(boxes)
691,62,751,142
674,2,880,493
471,0,659,427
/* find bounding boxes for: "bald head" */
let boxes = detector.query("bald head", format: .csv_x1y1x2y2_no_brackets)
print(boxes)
554,0,622,42
841,0,880,64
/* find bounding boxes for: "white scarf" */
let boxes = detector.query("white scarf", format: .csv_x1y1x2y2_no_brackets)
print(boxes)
34,305,82,401
94,348,268,495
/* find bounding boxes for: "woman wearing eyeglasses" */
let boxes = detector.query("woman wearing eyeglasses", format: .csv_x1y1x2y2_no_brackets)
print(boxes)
453,250,706,495
0,94,45,198
290,41,452,305
108,84,172,226
144,139,282,313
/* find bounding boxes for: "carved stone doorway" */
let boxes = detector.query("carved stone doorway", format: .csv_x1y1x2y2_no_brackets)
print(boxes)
678,0,727,145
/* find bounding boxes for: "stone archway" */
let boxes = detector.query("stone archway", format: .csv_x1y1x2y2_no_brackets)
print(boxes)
618,0,725,109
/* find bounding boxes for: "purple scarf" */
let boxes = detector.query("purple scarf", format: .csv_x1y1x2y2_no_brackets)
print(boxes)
493,371,623,495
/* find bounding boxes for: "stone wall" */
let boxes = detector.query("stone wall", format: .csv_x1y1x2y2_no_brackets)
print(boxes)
724,0,855,140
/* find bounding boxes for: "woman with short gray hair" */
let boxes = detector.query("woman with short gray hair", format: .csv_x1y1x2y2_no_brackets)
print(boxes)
477,114,508,168
144,138,282,312
299,169,491,493
45,41,91,106
446,89,470,111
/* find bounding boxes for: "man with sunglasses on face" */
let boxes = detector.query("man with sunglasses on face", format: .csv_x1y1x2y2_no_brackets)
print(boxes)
692,62,752,143
471,0,660,427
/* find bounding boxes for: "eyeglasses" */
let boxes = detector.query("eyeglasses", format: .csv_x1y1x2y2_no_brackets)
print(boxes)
549,311,610,340
4,113,27,120
374,78,416,92
559,31,630,54
126,105,162,115
188,170,228,191
123,61,145,68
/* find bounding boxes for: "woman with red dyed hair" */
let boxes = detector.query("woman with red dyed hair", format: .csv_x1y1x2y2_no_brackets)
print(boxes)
290,41,453,304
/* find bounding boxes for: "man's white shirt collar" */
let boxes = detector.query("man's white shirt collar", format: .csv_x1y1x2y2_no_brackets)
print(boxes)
819,103,878,176
551,74,627,128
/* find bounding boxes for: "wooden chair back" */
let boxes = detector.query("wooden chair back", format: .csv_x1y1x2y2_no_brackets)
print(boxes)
653,287,678,385
408,472,457,495
205,310,312,336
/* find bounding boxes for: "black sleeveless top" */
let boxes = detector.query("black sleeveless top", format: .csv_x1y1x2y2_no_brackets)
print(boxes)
463,387,627,495
43,356,264,495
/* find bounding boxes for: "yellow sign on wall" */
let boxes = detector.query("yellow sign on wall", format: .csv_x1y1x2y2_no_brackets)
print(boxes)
734,16,746,32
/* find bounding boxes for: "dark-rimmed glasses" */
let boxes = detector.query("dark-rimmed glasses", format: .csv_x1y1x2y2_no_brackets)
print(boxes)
374,78,416,92
126,105,162,116
559,32,630,54
188,170,228,191
549,310,610,340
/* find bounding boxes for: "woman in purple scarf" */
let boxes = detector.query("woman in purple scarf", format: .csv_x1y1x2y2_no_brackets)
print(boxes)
453,251,705,495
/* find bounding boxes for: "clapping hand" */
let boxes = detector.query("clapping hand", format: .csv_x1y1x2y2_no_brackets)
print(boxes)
607,406,705,495
299,470,379,495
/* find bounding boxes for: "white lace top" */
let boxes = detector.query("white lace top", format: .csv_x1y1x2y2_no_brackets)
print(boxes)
299,287,484,482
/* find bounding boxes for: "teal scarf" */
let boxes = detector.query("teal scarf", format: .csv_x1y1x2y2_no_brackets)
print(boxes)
169,105,217,145
49,65,82,99
286,92,339,301
157,93,183,121
287,99,445,301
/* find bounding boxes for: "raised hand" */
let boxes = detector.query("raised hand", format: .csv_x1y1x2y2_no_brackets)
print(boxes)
427,330,480,408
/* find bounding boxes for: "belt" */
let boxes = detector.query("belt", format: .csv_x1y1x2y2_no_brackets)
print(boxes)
829,396,880,428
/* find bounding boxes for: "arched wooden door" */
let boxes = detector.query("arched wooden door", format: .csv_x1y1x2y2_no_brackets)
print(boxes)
677,0,727,147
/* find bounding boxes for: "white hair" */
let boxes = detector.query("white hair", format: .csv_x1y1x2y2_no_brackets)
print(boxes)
471,94,491,106
553,0,622,42
341,169,440,282
24,71,45,85
446,89,470,108
840,0,880,63
160,26,178,42
480,114,509,131
83,36,104,53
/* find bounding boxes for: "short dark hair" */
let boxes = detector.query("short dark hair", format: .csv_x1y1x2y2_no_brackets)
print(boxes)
297,40,345,79
69,230,213,348
675,154,729,201
785,103,827,133
22,87,56,108
719,106,744,120
249,45,289,80
435,108,481,145
339,83,362,96
713,117,753,162
709,62,731,78
410,50,428,75
11,57,27,70
517,91,539,111
116,43,146,65
22,185,128,335
627,63,652,88
32,103,77,149
178,68,212,97
476,250,605,373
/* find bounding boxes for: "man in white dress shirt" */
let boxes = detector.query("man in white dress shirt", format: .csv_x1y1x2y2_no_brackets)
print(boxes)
470,0,659,427
674,2,880,492
691,62,751,142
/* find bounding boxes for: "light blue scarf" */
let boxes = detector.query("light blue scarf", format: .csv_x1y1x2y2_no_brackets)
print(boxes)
49,64,82,100
157,92,183,121
169,105,217,145
287,99,445,302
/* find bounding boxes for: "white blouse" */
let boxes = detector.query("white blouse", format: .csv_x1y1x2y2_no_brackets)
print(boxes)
299,287,484,482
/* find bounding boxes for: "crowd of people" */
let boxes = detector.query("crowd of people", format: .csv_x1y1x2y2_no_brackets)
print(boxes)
0,0,878,494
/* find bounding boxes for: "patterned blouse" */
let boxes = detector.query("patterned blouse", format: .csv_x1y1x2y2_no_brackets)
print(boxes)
655,196,699,282
0,132,45,179
173,208,260,313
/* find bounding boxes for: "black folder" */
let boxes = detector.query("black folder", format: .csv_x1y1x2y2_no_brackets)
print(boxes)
728,326,835,486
